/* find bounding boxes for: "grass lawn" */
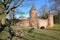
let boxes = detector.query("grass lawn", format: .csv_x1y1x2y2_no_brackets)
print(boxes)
53,24,60,28
0,24,60,40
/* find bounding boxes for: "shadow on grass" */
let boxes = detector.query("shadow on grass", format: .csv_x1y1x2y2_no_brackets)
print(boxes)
0,23,15,40
0,24,7,32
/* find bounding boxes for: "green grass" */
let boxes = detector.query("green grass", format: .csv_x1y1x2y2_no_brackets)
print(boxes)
0,25,60,40
53,24,60,28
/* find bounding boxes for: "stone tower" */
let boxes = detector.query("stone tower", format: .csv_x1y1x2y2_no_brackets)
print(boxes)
48,11,54,28
29,5,38,28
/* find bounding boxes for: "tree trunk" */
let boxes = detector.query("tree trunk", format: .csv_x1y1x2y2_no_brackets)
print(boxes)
0,4,6,25
1,13,6,25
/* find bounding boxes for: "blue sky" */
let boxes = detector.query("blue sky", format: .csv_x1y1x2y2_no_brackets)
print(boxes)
7,0,52,18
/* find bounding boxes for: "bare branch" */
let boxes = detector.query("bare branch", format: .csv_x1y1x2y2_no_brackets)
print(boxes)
6,0,24,14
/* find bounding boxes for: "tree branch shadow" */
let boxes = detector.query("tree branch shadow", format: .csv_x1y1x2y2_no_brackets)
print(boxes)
0,24,7,32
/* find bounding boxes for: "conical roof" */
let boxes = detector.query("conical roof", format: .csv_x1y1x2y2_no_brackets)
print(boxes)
31,5,37,11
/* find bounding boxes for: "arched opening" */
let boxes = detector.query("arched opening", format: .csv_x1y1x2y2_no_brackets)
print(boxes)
40,26,45,29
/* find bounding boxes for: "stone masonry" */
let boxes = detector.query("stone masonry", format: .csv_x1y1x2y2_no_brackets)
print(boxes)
29,5,38,28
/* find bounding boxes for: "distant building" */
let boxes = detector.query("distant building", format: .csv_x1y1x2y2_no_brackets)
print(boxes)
19,16,27,20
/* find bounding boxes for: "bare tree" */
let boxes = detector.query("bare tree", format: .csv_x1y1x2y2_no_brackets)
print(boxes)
48,0,60,24
0,0,24,25
39,4,48,19
48,0,60,11
41,4,48,15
